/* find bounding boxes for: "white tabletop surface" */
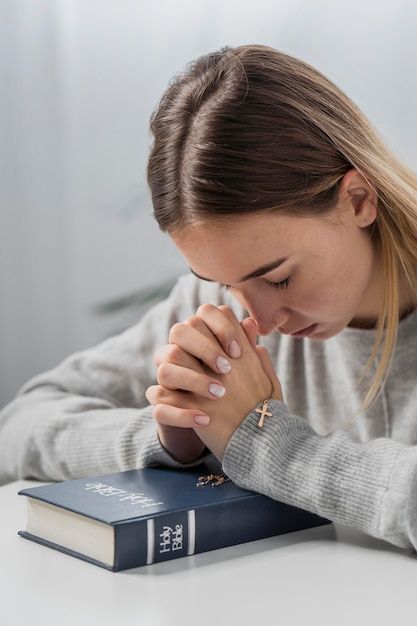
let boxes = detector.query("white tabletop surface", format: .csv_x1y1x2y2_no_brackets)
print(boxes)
2,479,416,626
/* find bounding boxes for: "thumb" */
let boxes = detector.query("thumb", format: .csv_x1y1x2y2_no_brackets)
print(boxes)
240,317,258,348
255,345,283,401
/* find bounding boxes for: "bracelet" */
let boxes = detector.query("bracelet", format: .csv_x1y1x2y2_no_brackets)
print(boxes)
255,398,272,427
195,399,273,488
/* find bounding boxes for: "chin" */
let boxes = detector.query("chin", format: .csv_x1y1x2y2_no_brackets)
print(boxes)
309,331,331,340
312,324,346,340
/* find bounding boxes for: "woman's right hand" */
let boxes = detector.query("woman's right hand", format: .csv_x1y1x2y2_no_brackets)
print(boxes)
152,316,258,464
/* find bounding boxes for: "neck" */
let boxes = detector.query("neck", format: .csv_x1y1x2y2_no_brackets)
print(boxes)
348,258,417,330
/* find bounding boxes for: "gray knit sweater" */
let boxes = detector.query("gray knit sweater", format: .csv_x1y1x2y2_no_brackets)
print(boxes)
2,273,417,551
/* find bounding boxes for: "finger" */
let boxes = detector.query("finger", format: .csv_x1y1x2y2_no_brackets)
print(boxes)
185,314,237,373
146,383,217,408
255,346,283,400
153,343,204,372
240,317,258,348
156,362,226,400
195,304,243,359
153,403,211,428
168,322,232,375
146,384,192,409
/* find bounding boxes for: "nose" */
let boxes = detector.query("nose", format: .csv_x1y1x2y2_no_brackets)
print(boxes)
248,308,290,336
231,288,290,336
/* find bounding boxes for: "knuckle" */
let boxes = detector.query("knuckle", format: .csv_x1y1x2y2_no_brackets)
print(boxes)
153,385,167,403
166,344,182,363
169,322,186,343
196,303,215,317
157,361,171,383
153,404,166,423
185,315,201,328
218,304,237,321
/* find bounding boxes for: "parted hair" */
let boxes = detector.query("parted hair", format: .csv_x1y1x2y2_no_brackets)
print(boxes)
147,43,417,411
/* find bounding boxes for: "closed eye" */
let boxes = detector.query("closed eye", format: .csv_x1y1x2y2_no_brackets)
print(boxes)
219,277,291,291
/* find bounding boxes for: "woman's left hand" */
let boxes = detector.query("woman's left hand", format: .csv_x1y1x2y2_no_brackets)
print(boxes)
145,305,283,462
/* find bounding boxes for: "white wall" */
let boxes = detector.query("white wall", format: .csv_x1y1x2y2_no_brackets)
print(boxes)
1,0,416,407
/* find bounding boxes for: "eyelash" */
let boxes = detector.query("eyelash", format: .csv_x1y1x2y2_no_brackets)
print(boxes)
219,277,291,292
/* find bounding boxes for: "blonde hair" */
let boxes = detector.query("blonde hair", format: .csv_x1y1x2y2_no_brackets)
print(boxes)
147,43,417,411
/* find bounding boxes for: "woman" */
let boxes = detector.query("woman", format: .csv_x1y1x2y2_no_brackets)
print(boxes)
2,44,417,552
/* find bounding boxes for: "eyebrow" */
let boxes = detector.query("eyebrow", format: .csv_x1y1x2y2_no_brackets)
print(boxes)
189,256,288,284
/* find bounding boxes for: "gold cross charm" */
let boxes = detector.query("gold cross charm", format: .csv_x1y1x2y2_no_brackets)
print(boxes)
255,399,272,428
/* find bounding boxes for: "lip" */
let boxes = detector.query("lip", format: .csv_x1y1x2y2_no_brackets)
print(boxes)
289,323,318,337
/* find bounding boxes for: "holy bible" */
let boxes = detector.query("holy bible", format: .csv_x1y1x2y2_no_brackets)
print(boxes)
18,459,331,571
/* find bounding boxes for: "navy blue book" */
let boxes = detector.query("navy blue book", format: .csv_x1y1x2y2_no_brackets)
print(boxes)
18,459,331,571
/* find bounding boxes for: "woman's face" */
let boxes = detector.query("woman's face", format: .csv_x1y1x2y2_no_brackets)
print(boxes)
171,171,382,339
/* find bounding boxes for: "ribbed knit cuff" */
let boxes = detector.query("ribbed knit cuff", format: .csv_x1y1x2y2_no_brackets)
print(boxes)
379,445,417,550
222,400,405,543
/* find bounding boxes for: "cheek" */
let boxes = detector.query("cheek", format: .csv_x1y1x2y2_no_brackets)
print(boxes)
292,270,349,315
302,257,371,318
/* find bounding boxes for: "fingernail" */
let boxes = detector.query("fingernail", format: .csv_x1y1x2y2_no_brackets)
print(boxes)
209,383,226,398
194,415,210,426
228,340,241,358
216,356,231,373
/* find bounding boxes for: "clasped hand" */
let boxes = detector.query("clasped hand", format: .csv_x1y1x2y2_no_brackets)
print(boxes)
145,304,283,462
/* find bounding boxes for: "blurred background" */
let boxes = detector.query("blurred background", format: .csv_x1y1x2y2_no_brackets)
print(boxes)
1,0,416,408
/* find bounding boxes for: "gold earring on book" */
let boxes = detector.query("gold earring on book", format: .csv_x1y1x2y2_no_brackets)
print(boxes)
196,474,230,487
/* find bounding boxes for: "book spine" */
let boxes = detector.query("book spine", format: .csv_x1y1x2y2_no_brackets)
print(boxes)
114,496,331,571
114,508,196,569
145,509,196,564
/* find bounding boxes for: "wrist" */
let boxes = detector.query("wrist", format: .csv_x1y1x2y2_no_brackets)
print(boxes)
157,429,208,464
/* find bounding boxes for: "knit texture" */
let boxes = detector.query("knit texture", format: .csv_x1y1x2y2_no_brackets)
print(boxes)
2,273,417,550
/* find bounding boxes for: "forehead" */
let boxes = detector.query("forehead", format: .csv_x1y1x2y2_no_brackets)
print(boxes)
171,212,331,283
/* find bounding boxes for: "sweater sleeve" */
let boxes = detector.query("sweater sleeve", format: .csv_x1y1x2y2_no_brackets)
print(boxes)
222,399,417,552
0,274,241,486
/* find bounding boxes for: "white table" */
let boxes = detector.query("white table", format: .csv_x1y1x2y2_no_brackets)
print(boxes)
2,479,416,626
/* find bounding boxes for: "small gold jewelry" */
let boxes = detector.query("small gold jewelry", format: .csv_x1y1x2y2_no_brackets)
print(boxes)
196,473,230,487
255,399,272,427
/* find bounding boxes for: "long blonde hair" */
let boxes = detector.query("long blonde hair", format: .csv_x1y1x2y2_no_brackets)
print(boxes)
147,43,417,411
